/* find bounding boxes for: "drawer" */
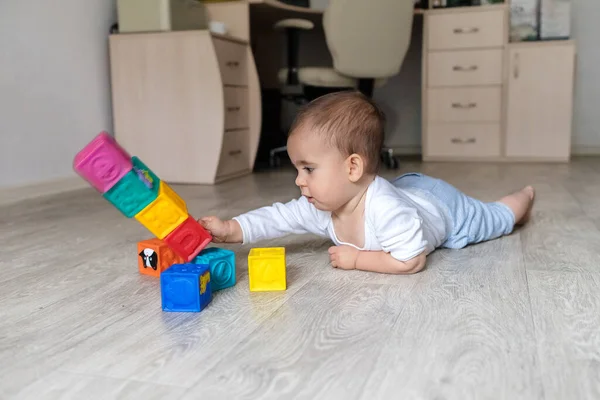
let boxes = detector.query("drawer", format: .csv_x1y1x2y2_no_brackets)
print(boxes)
224,87,249,130
217,129,249,177
426,123,500,158
427,49,503,87
213,37,248,86
427,9,505,50
427,87,501,122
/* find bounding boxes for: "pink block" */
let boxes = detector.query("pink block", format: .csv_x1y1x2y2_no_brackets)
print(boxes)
73,131,132,193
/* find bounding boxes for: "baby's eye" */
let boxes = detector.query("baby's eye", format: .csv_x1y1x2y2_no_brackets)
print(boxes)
303,167,314,173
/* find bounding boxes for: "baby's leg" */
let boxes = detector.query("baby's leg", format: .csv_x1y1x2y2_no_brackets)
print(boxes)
497,185,535,225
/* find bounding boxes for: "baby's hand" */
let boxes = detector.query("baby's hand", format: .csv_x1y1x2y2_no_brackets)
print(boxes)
198,216,239,243
328,245,359,270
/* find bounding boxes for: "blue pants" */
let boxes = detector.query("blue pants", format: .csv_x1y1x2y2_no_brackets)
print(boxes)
392,173,515,249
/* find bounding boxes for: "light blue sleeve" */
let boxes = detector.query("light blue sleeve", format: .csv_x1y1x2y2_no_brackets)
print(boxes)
232,196,329,244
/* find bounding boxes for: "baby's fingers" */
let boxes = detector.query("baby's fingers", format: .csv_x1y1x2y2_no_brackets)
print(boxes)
198,216,217,228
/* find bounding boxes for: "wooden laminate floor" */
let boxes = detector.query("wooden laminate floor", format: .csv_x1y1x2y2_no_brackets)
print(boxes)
1,159,600,399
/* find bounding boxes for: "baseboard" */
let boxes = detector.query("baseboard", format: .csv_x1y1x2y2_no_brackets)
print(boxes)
393,145,600,157
571,146,600,156
0,176,88,207
390,145,421,155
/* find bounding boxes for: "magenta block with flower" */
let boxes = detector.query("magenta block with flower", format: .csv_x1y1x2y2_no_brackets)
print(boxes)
73,131,132,193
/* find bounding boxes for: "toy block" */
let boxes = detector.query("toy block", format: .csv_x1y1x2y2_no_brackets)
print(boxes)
248,247,286,292
193,247,236,291
131,156,160,198
102,167,158,218
161,263,212,312
73,131,132,193
163,215,212,262
137,238,184,278
134,181,188,239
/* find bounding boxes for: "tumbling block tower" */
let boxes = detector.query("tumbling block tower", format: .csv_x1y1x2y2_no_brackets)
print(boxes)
247,247,286,292
137,238,185,278
193,247,236,291
73,131,213,263
161,264,212,312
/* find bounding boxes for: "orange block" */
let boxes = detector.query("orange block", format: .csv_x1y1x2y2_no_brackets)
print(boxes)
137,238,184,277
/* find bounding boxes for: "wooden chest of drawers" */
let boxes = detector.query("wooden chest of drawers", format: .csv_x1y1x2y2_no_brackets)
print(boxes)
109,31,261,184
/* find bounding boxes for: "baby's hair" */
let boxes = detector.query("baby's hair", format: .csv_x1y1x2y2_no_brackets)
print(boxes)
289,90,385,174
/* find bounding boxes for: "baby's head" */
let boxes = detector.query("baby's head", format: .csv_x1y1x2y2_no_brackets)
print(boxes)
286,90,385,211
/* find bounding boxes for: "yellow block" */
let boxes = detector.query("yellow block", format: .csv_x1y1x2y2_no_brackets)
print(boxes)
248,247,286,292
135,181,188,239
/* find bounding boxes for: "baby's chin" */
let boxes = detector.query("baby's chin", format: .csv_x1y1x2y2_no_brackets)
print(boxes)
311,201,335,212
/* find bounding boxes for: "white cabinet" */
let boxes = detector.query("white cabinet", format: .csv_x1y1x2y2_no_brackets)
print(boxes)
505,42,576,161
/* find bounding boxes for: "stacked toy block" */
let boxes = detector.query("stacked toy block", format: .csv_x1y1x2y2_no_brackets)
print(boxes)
73,131,212,263
137,238,185,278
193,247,236,291
161,264,212,312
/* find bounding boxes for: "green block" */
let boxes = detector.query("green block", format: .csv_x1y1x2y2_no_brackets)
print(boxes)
131,156,160,197
103,167,158,218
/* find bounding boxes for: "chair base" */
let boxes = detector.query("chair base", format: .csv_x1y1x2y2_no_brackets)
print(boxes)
381,147,399,169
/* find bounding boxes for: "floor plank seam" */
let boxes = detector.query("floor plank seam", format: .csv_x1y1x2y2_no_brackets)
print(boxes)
521,244,547,400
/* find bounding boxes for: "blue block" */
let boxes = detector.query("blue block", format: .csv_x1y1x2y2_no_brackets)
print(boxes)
193,247,236,291
160,263,212,312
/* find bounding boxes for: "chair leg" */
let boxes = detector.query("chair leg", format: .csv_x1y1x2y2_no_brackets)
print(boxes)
269,145,288,167
358,78,375,97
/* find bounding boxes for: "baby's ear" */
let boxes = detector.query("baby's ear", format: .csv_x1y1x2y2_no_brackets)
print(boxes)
347,153,365,182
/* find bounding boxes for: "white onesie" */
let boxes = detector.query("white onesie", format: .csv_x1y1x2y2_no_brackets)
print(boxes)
233,176,449,261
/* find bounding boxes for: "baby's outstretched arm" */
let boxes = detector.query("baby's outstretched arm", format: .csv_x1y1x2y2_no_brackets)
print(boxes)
198,196,327,245
329,245,426,275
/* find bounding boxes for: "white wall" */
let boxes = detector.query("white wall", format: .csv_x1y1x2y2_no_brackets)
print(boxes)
571,0,600,153
0,0,117,189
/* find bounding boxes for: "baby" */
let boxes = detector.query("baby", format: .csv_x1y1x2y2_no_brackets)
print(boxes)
198,91,534,274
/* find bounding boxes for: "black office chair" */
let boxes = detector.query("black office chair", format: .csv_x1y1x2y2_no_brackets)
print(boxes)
269,0,415,169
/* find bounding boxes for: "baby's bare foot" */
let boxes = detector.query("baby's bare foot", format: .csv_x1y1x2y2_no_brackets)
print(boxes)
499,185,535,225
519,186,535,224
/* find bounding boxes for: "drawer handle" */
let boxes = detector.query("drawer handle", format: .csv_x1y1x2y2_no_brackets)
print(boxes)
453,27,480,34
226,61,240,67
453,65,478,72
227,106,241,112
229,149,242,156
451,102,477,109
451,138,476,144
